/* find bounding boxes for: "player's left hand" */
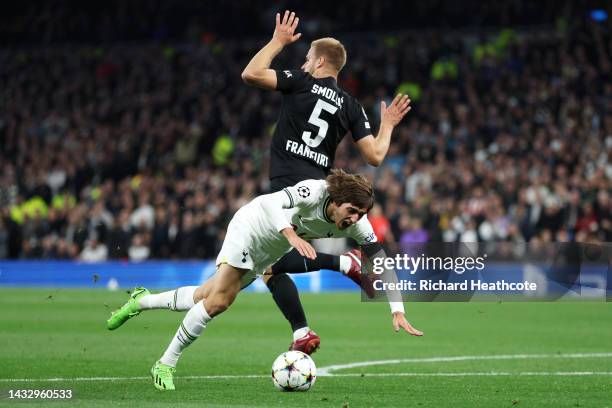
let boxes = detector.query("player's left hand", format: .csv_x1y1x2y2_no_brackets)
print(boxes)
380,94,411,127
392,312,423,336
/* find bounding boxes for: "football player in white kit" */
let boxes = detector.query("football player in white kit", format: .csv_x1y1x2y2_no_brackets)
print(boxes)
216,175,379,290
107,169,422,390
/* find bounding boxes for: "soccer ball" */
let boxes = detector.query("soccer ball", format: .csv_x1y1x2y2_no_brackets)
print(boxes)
271,351,316,391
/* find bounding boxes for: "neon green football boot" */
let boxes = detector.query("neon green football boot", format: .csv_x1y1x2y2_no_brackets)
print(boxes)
151,361,176,391
106,287,150,330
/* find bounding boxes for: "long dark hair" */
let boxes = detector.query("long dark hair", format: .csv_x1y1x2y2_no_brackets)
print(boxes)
326,169,374,210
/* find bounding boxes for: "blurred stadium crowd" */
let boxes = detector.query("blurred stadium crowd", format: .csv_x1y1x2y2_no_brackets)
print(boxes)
0,1,610,260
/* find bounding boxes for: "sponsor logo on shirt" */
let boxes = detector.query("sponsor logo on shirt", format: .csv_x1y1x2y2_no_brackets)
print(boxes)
365,232,376,243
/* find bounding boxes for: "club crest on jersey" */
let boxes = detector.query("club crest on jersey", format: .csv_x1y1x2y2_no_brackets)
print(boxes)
284,70,292,78
365,233,376,243
241,250,249,263
297,186,310,198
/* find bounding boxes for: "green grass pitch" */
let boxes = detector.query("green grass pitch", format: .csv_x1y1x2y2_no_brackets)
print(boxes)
1,289,611,407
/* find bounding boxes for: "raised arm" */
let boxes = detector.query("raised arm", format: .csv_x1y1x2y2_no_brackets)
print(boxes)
362,242,423,336
355,94,411,166
241,10,302,90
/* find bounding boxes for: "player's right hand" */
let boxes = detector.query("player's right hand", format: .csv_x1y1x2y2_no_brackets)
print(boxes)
273,10,302,46
287,235,317,260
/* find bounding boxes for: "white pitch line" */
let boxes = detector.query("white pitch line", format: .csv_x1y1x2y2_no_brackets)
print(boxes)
327,371,612,377
1,352,611,383
317,352,612,375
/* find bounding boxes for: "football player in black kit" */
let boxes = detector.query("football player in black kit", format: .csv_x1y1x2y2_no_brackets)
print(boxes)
241,10,413,354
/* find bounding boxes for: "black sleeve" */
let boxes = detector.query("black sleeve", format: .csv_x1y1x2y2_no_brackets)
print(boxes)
362,242,384,259
275,69,311,94
347,99,373,142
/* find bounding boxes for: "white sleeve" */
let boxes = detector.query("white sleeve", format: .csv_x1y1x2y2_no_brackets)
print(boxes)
348,215,378,245
259,191,293,232
382,269,405,314
282,179,326,209
389,302,405,314
354,221,404,315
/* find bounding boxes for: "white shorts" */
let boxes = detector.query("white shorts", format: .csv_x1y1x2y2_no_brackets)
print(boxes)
215,210,291,288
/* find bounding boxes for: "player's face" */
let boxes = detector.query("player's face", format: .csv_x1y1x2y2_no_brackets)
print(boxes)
301,48,316,75
335,203,368,230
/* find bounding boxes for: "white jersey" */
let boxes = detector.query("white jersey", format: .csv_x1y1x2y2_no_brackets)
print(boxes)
216,179,377,282
217,179,405,314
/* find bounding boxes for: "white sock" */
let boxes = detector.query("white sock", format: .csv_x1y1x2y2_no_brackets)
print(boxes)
160,301,212,367
138,286,198,311
339,255,352,274
293,326,310,341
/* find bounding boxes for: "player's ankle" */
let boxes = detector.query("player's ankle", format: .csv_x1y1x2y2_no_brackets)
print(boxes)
293,326,310,341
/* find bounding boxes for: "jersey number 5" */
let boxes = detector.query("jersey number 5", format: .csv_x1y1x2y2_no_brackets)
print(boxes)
302,99,338,148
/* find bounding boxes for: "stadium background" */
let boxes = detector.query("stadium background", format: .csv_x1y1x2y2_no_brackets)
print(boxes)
1,0,609,265
0,2,611,407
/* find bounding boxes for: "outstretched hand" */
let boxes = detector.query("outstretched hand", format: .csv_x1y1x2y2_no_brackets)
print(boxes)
392,312,423,336
273,10,302,46
286,234,317,260
380,94,412,128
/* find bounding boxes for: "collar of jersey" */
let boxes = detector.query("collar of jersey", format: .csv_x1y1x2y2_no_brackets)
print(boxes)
313,75,337,83
321,195,334,224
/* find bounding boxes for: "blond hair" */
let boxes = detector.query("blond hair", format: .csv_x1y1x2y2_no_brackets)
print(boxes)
311,38,347,72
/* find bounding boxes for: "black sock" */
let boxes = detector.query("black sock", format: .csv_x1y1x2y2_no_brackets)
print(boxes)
271,249,340,274
266,274,308,332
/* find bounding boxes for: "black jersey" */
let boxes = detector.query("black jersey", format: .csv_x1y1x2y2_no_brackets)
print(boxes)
269,69,372,180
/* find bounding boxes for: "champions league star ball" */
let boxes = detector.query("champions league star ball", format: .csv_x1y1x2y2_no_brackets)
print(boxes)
271,351,317,391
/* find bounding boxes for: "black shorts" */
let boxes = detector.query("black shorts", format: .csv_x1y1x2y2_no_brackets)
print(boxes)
269,174,320,193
